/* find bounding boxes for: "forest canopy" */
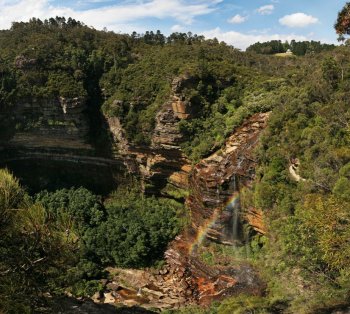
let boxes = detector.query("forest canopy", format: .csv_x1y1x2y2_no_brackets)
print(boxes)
0,11,350,313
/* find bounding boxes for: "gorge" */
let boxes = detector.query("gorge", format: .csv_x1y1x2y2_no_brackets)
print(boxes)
1,15,350,314
0,73,269,309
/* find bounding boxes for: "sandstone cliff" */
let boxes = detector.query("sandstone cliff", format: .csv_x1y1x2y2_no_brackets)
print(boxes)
106,75,196,196
0,74,270,309
1,96,90,150
0,95,126,193
103,84,270,307
159,112,270,306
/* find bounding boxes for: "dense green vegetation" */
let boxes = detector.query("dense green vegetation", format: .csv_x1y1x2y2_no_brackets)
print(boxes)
245,45,350,313
170,5,350,313
0,17,279,159
0,169,78,313
173,47,350,314
0,171,184,313
1,3,350,313
246,39,336,56
101,35,275,152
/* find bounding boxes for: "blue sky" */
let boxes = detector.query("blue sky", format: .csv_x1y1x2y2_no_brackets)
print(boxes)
0,0,345,49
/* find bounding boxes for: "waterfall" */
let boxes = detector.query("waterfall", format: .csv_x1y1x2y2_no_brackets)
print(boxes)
232,196,240,241
225,175,240,244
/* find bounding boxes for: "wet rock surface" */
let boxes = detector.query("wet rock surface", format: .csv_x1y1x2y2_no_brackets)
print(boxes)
158,113,270,306
189,112,270,244
101,109,270,309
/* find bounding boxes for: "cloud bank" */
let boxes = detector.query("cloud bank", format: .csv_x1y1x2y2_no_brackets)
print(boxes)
202,27,308,50
0,0,220,31
279,13,318,28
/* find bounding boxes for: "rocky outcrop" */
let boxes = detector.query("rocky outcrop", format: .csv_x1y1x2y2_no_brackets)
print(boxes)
244,207,266,235
107,112,190,194
14,55,36,69
189,112,270,244
0,96,127,194
106,76,197,195
89,236,263,310
165,236,264,306
152,113,271,306
99,111,270,309
170,75,199,120
1,96,90,150
152,102,184,148
289,158,306,182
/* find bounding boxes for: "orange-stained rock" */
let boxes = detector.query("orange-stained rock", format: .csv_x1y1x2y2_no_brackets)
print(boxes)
168,164,191,188
107,77,194,196
245,207,267,235
171,97,191,119
189,112,270,244
105,78,270,309
157,113,270,307
168,171,189,188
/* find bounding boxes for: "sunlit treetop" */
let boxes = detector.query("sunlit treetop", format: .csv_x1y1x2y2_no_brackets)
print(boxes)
335,2,350,41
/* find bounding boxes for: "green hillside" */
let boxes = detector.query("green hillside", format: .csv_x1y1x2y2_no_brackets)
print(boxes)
1,6,350,313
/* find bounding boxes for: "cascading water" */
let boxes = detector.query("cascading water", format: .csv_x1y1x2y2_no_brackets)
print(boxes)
189,175,242,254
225,175,240,244
231,197,240,241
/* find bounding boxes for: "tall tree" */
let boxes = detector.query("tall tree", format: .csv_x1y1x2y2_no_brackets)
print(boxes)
335,2,350,41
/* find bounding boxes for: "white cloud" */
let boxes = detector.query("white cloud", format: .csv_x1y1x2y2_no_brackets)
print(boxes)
227,14,247,24
171,24,185,32
256,4,274,15
201,27,308,50
279,13,318,28
0,0,220,31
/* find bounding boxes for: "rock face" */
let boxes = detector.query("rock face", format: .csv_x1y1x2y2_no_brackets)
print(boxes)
152,102,184,148
104,95,270,308
107,76,196,196
189,112,270,244
160,113,270,305
170,75,199,120
289,158,306,182
0,96,126,194
98,250,262,310
163,238,264,306
0,96,91,152
244,207,266,235
1,75,270,309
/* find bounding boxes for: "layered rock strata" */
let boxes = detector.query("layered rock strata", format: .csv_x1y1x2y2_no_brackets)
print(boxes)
244,207,266,235
161,112,270,305
189,112,270,244
107,75,196,195
0,96,126,194
0,75,271,309
102,108,270,308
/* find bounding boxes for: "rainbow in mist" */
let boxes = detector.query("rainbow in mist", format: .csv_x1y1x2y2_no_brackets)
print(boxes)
225,191,240,211
188,192,240,255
